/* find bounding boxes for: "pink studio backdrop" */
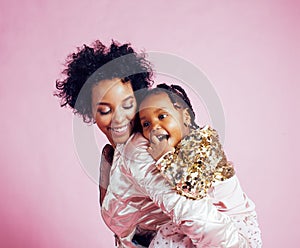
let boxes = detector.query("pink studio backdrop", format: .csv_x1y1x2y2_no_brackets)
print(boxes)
0,0,299,247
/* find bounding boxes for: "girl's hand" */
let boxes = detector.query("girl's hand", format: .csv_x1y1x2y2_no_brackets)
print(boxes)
147,134,174,161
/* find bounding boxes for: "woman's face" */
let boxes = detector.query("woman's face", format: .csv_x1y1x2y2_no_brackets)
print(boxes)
92,78,137,147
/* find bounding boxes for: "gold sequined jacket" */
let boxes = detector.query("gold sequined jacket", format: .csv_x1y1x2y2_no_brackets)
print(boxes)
156,125,235,200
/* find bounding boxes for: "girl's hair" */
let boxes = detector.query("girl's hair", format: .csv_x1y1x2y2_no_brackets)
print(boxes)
142,83,199,129
55,40,153,123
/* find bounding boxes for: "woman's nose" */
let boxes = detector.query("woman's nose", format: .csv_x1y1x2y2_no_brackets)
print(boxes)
112,107,125,124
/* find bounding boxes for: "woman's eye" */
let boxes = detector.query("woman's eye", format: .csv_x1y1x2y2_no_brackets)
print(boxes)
158,114,167,120
123,103,133,110
97,108,111,115
123,100,135,110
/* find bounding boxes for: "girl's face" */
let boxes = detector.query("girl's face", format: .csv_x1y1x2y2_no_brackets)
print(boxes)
139,92,190,148
92,78,137,147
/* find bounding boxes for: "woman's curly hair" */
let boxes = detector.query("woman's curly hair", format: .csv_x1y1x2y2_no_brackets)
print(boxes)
55,40,153,123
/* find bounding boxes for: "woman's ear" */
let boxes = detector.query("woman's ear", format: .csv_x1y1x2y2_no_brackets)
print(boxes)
183,108,191,127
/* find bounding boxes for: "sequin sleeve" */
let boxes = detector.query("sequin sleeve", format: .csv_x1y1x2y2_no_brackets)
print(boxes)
156,125,235,199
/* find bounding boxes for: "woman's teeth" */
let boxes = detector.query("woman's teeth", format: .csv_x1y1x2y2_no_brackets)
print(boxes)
111,125,128,133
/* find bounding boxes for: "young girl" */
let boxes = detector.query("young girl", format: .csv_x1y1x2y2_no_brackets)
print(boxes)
139,83,262,247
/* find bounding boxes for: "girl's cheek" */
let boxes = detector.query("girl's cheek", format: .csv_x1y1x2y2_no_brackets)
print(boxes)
143,130,150,140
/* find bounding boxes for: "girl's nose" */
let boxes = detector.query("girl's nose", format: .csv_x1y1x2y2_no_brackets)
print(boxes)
151,122,161,131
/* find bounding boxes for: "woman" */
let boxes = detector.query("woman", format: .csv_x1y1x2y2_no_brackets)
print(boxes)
55,40,253,247
55,40,168,247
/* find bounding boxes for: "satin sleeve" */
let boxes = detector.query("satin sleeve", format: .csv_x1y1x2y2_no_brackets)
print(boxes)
210,176,262,247
101,140,170,248
124,133,250,248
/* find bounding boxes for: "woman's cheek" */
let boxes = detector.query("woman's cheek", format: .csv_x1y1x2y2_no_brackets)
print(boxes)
127,108,137,121
96,115,111,129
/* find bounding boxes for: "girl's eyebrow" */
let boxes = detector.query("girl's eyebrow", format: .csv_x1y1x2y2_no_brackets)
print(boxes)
96,96,134,106
139,107,168,121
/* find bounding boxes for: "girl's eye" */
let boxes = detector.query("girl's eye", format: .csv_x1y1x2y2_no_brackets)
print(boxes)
158,114,167,120
142,122,150,128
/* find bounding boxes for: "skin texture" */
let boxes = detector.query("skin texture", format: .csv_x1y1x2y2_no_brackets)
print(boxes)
92,78,137,147
139,92,191,160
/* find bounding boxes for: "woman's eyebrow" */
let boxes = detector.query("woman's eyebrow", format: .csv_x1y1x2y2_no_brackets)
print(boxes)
122,96,134,102
96,102,110,106
96,96,134,106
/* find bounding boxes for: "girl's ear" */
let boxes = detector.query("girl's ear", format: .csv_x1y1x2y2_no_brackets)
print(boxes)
173,102,182,109
183,108,191,127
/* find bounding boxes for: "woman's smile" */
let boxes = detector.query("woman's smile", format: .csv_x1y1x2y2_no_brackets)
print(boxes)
92,78,137,146
109,122,132,136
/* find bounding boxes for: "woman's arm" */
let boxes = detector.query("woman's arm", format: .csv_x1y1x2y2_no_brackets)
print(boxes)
124,133,250,247
210,176,262,247
99,144,114,206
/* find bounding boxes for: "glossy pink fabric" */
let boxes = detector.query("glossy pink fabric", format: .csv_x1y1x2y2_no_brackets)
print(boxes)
102,133,258,247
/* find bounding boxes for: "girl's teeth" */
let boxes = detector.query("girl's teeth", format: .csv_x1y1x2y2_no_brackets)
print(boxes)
157,134,169,141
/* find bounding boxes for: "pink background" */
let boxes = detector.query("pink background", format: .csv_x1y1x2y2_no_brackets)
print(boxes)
1,0,299,247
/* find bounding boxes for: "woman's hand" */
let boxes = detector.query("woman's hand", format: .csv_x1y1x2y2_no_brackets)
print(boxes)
99,144,114,206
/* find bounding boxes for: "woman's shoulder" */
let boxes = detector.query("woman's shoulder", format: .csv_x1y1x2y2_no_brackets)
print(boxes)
125,132,148,149
123,132,153,162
